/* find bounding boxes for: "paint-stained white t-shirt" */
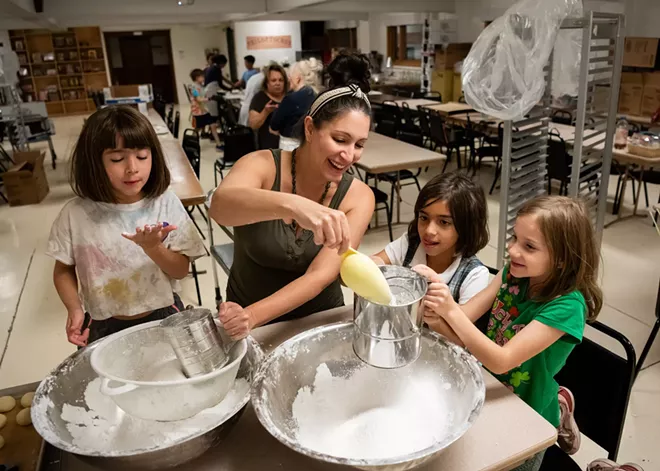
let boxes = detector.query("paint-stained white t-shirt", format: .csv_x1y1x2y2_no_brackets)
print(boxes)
46,190,207,320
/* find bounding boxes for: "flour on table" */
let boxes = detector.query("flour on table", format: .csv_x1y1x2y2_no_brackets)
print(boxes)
291,363,450,460
60,377,249,454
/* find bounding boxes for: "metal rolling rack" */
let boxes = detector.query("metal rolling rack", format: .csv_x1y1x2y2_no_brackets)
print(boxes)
496,12,625,267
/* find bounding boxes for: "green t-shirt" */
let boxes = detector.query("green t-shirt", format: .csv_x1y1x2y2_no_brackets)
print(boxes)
486,265,586,427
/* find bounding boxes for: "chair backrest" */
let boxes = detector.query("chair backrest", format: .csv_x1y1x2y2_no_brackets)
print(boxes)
552,109,573,125
182,128,201,177
424,91,442,102
417,106,432,137
173,111,180,139
555,321,635,461
166,105,174,132
183,84,193,104
547,130,571,180
224,125,256,164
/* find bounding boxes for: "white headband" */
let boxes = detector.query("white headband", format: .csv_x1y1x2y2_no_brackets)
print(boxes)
308,84,371,118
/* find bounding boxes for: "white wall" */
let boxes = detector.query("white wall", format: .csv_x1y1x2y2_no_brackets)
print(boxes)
232,21,301,70
455,0,626,43
624,0,660,37
169,25,227,104
357,21,370,52
101,24,227,104
0,30,10,50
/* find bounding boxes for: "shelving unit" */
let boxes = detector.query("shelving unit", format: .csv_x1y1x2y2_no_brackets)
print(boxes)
9,26,109,116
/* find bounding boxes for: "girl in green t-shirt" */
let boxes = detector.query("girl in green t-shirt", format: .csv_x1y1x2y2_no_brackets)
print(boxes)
416,195,603,471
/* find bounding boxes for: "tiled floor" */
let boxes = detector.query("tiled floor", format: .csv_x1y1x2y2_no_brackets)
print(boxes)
0,110,658,469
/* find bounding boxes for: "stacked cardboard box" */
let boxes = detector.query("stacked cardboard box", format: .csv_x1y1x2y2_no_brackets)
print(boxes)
623,38,659,68
2,151,49,206
641,72,660,116
618,72,645,115
432,43,471,102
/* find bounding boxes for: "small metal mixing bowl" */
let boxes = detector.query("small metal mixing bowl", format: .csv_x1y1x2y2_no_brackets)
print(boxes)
31,335,263,470
252,322,485,471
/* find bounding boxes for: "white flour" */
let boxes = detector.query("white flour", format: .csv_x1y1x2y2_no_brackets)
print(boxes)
59,377,249,454
291,363,450,460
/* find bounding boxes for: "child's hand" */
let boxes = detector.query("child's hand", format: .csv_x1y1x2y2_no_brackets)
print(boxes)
412,264,443,283
122,223,177,250
66,308,91,347
218,302,254,340
423,282,457,321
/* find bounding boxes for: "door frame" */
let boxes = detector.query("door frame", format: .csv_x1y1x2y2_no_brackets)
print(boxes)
103,30,178,103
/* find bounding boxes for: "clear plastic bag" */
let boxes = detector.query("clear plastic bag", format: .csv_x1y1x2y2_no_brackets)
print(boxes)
462,0,582,120
551,0,583,98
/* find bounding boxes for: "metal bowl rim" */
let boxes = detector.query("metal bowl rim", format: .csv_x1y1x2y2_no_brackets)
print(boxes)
251,321,485,467
89,320,247,387
32,336,263,458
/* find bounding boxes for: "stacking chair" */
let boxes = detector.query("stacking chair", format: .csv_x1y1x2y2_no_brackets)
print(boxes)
539,322,636,469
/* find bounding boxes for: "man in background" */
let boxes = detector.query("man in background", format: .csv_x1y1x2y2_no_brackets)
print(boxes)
234,55,259,89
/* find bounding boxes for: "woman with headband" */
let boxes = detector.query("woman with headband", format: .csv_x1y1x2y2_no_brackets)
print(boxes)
209,53,375,340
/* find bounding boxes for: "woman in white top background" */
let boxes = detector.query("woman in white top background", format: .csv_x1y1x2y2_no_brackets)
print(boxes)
373,171,490,305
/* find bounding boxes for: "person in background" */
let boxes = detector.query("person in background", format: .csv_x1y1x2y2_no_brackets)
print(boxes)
205,54,233,91
248,63,288,150
189,68,222,151
234,55,259,89
203,52,214,75
418,196,603,471
270,57,323,151
47,106,206,347
210,52,376,340
372,171,490,305
239,69,265,126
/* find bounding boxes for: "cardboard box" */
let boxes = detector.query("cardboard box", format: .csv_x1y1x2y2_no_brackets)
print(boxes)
618,72,644,115
623,37,659,68
641,86,660,116
431,70,454,103
452,72,463,102
434,43,472,70
2,150,49,206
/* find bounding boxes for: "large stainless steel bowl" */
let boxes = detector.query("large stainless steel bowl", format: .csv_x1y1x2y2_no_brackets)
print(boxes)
31,335,263,470
252,322,485,471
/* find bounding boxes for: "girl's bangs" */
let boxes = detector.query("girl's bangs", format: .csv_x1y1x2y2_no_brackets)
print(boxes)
97,111,154,151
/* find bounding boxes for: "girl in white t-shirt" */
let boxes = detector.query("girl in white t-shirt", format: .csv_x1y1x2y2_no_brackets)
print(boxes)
47,106,206,347
373,171,490,304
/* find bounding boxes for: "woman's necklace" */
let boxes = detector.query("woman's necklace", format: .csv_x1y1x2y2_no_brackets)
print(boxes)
291,148,331,230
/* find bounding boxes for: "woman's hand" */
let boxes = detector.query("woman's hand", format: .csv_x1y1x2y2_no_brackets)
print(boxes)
264,100,278,114
66,308,91,347
122,223,177,250
218,302,254,340
292,199,351,254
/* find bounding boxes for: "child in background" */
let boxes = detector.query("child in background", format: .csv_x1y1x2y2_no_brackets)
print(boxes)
234,55,258,89
190,68,223,151
373,171,490,304
418,196,603,471
47,106,206,347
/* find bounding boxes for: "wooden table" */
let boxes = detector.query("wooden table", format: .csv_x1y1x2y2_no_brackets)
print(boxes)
368,93,399,105
547,122,660,226
357,132,446,223
423,102,475,116
186,307,556,471
147,109,206,207
35,307,557,471
393,98,440,108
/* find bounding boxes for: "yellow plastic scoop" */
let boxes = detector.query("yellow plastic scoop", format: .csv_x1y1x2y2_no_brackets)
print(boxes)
340,248,393,305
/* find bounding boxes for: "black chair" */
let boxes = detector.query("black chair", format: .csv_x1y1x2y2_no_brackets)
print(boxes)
373,102,399,139
371,187,393,242
214,125,256,186
636,279,660,378
552,109,574,125
539,321,636,469
417,105,433,148
181,128,207,241
172,111,180,139
427,109,467,172
547,130,572,195
166,105,174,132
153,95,167,120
